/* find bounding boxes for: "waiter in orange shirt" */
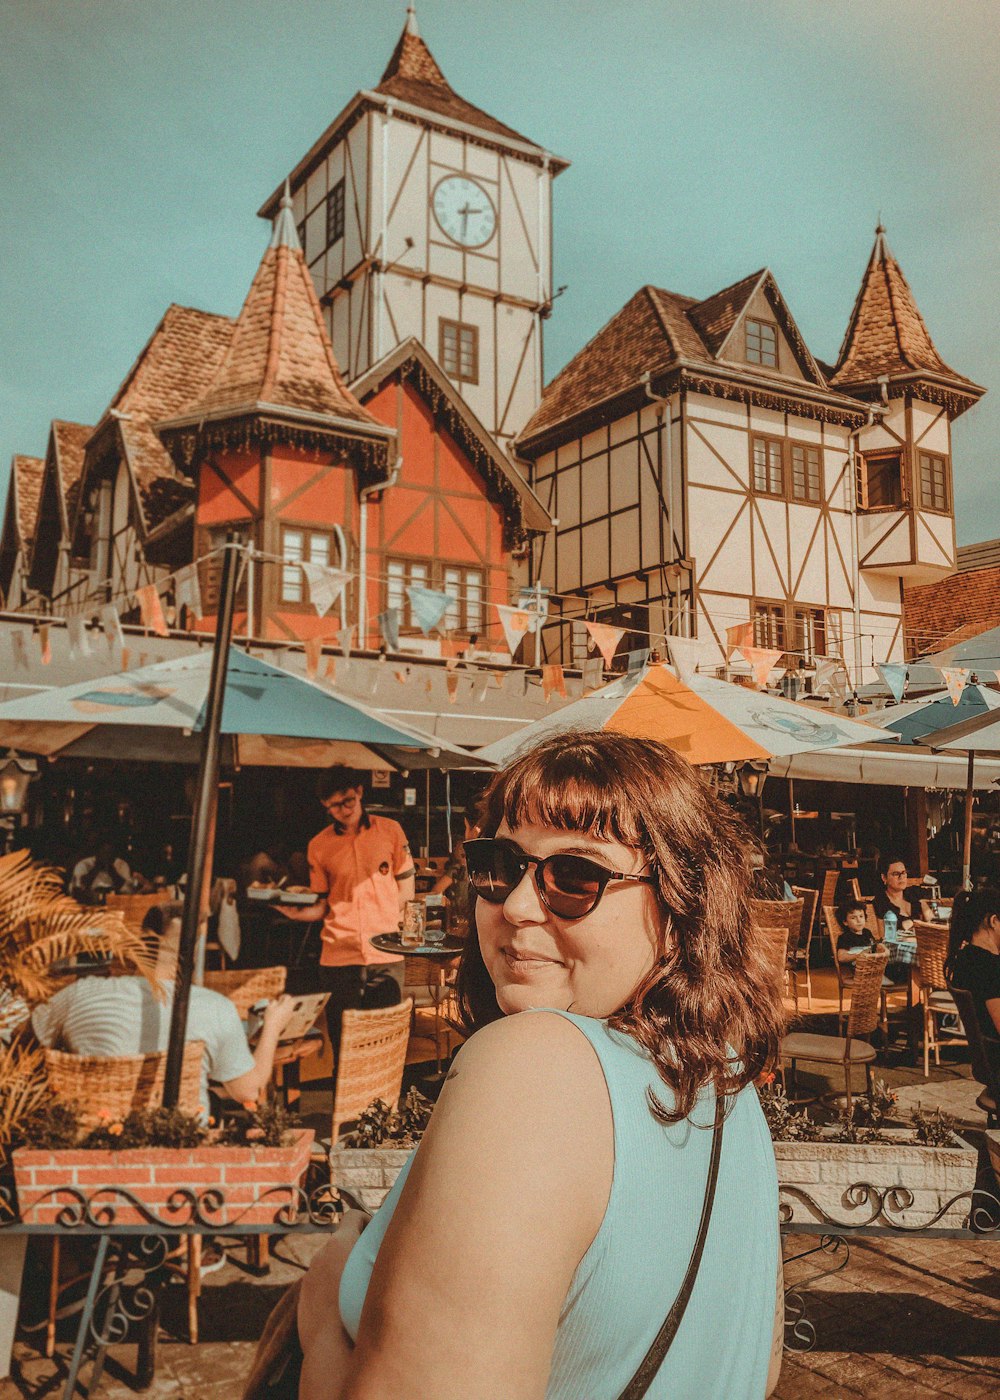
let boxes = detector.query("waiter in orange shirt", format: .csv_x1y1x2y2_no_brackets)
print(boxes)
279,766,415,1068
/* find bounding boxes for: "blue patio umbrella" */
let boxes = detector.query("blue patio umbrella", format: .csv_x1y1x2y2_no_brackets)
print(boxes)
876,683,1000,746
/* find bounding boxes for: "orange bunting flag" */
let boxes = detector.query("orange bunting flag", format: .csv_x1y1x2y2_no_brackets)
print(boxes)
135,584,169,637
446,672,459,704
324,655,337,682
120,647,130,672
584,620,625,669
304,636,323,679
541,664,567,702
394,669,409,685
725,621,754,661
941,667,970,705
425,676,434,694
738,646,783,690
38,624,51,664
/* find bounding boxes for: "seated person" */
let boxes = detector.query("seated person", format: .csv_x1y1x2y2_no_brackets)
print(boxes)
946,885,1000,1075
835,900,877,963
31,901,296,1112
70,837,136,899
871,852,924,930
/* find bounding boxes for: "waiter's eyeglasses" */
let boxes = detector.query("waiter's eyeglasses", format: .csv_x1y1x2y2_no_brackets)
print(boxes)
323,794,358,812
464,837,657,921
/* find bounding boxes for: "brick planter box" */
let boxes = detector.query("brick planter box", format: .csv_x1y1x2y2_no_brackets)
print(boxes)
329,1144,414,1213
775,1128,977,1230
12,1128,314,1228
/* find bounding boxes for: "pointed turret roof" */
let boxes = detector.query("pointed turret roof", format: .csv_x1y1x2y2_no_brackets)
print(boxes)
158,192,393,475
375,5,539,148
830,225,984,415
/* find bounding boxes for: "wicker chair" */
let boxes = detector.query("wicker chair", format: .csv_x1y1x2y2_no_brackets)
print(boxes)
790,886,819,1006
780,951,888,1115
912,921,961,1077
203,966,287,1018
44,1040,205,1129
104,892,168,930
822,905,892,1034
750,898,804,1012
819,868,840,919
403,956,457,1066
947,984,1000,1128
755,927,794,1014
331,999,414,1143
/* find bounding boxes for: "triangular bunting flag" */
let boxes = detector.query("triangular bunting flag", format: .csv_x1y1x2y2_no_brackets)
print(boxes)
304,636,323,680
338,625,355,659
175,564,203,624
725,621,754,662
941,667,970,706
37,624,51,665
496,604,532,656
324,655,337,682
377,608,400,651
667,636,708,680
475,679,489,702
625,647,650,674
407,585,452,635
584,620,625,669
100,603,124,652
135,584,169,638
301,564,351,618
394,668,409,685
876,662,908,705
812,656,838,696
738,646,783,689
424,676,434,694
446,672,459,703
491,669,505,689
10,632,28,671
581,657,604,693
67,614,91,659
120,647,130,672
541,664,568,702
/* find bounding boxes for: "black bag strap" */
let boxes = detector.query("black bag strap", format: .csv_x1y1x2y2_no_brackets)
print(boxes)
616,1092,726,1400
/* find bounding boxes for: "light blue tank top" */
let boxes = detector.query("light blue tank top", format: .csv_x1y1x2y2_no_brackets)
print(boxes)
339,1010,778,1398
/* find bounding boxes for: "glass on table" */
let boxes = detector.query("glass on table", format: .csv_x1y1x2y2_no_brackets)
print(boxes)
401,899,426,947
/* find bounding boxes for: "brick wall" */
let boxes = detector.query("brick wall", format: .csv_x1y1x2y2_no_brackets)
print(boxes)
903,565,1000,659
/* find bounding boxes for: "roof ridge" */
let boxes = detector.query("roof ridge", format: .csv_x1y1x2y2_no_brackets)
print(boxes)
643,286,682,357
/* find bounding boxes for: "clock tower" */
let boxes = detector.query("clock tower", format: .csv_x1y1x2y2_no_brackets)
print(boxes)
259,5,568,450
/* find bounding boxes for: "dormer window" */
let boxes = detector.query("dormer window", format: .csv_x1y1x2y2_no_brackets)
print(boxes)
745,318,777,369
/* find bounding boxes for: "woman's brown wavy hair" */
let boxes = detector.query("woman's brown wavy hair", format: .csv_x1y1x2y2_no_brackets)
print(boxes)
454,730,784,1124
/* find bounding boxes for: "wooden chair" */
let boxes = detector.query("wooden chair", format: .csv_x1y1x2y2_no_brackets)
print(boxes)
331,999,414,1143
790,885,819,1006
42,1042,206,1349
203,966,287,1018
912,921,961,1077
780,951,888,1115
750,898,804,1012
947,984,1000,1128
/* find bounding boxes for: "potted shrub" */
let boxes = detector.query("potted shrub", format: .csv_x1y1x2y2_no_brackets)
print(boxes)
11,1101,315,1228
762,1079,978,1230
329,1088,433,1212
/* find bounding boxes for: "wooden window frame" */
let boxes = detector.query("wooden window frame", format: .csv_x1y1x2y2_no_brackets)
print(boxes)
386,556,431,633
439,318,479,385
442,564,486,637
917,451,950,513
858,451,906,511
790,443,822,503
745,317,778,369
279,526,334,607
751,435,785,499
326,179,345,249
752,598,829,669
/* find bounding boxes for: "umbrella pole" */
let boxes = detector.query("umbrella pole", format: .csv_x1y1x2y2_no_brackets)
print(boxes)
962,751,975,890
163,535,240,1107
788,777,797,850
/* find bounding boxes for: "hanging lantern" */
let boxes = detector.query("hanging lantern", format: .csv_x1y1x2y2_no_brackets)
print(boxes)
0,751,38,816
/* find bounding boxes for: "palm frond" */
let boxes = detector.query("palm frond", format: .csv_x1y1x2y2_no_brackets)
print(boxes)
0,1041,47,1170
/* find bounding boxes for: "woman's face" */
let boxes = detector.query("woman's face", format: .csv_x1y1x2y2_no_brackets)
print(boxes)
476,819,664,1018
883,862,908,895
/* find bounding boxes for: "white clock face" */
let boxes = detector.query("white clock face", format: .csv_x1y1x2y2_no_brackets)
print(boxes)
432,175,497,249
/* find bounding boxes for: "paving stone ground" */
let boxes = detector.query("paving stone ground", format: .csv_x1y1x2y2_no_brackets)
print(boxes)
3,985,999,1397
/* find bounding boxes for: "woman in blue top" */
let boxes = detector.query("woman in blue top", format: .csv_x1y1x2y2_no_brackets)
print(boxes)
297,732,786,1399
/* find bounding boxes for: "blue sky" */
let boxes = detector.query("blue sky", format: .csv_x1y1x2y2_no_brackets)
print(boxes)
3,0,997,539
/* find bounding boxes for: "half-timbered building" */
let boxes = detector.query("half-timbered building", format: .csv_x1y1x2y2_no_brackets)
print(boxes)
0,455,44,609
258,6,567,452
25,420,92,607
516,230,984,687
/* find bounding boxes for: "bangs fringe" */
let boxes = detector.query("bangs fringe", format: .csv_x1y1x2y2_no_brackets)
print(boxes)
494,745,649,851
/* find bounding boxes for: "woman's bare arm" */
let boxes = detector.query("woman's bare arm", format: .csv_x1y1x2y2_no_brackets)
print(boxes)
308,1012,613,1400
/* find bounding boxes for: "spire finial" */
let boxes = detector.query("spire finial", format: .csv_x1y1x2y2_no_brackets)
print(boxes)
270,177,301,251
405,3,419,36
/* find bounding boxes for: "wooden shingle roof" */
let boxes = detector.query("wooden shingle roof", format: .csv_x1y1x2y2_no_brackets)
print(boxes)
8,455,44,546
831,226,984,411
51,419,93,531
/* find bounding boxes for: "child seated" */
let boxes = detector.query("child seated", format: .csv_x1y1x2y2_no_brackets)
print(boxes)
835,900,877,963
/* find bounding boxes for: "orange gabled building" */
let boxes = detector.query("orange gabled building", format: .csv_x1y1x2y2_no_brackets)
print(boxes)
157,191,548,649
157,188,396,643
350,338,549,653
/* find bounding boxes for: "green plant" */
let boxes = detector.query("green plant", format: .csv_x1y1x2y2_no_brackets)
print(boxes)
341,1089,434,1149
758,1082,821,1143
910,1106,957,1147
11,1099,79,1152
84,1107,206,1151
9,1098,301,1153
220,1099,298,1149
0,1042,51,1165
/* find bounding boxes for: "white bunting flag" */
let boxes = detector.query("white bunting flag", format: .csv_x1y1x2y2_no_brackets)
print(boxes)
667,636,710,680
583,620,625,669
941,667,970,706
876,662,908,705
100,603,124,652
175,564,203,624
738,646,784,690
495,604,532,656
135,584,169,638
337,625,355,659
301,564,351,618
67,614,91,659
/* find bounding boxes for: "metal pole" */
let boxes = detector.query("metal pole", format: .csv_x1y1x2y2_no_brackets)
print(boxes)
961,751,975,890
163,534,240,1106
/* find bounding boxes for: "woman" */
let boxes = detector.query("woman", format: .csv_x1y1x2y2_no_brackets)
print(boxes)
296,733,785,1399
871,853,923,928
946,886,1000,1061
